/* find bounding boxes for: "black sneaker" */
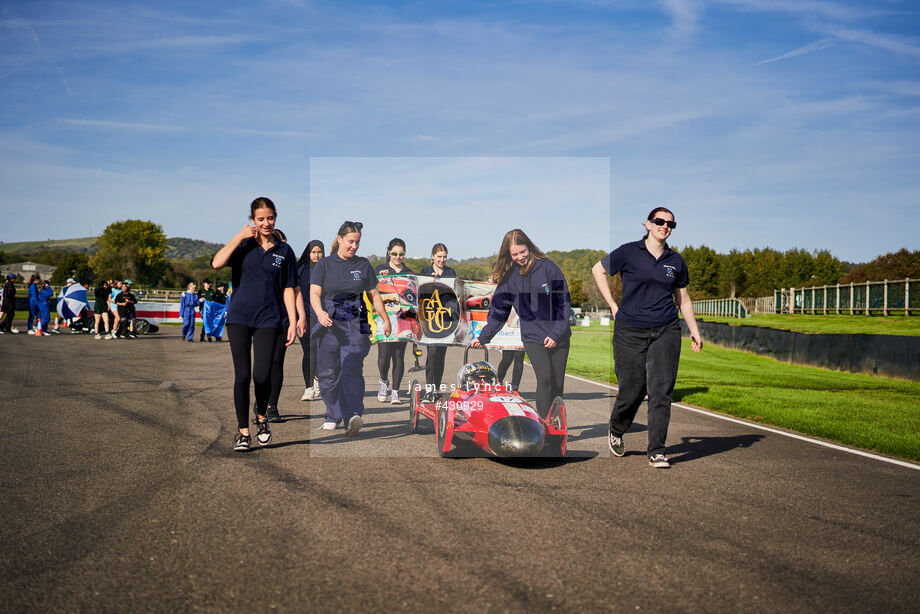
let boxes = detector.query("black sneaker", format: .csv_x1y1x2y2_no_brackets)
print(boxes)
608,432,625,457
234,433,251,451
266,404,281,423
254,418,272,446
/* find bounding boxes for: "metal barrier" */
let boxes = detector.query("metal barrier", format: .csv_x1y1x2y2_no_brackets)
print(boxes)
691,298,749,318
775,278,920,316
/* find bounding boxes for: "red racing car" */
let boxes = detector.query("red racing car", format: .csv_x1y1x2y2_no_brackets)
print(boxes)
408,348,566,458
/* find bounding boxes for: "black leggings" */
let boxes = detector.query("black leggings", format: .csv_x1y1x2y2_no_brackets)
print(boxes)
497,349,525,391
228,324,278,430
378,341,407,389
522,341,569,419
425,345,447,389
301,331,317,387
269,330,287,407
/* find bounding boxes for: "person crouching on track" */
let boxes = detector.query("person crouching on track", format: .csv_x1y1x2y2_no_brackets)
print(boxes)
420,242,457,401
375,237,415,405
310,221,390,435
297,240,325,401
211,197,298,452
591,207,702,469
180,282,198,342
471,229,572,420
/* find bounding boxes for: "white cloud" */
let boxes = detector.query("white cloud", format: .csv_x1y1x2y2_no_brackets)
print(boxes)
757,37,836,64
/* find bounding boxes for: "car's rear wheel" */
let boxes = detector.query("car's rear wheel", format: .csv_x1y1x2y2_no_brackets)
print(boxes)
545,396,567,457
134,318,150,335
481,297,490,309
436,404,454,457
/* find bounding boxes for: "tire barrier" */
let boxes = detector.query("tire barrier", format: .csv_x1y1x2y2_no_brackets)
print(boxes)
680,320,920,381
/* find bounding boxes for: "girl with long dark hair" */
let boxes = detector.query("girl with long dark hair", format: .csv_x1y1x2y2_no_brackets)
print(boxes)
375,237,415,405
298,240,325,401
211,197,298,452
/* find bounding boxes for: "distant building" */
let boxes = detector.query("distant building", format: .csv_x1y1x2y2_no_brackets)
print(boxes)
1,261,56,281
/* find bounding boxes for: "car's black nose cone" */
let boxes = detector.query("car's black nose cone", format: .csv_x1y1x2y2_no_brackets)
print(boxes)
488,416,545,457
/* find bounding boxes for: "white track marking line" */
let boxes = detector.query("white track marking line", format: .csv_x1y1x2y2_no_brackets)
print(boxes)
540,366,920,471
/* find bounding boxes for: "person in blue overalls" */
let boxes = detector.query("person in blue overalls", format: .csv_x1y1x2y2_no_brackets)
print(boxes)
297,240,325,402
472,229,572,420
420,243,457,401
212,197,298,452
591,207,703,469
27,274,40,334
374,237,415,405
310,221,391,435
37,280,54,335
179,282,198,342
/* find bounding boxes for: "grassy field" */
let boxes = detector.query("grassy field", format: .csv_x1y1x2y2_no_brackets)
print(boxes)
568,331,920,460
0,237,97,253
572,313,920,336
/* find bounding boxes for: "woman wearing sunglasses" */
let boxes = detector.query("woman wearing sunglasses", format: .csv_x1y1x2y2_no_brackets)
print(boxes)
591,206,703,469
310,221,391,435
375,238,415,405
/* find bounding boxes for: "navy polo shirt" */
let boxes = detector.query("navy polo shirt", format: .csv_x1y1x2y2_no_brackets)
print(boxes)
311,253,377,300
227,238,298,328
601,239,689,328
420,264,456,279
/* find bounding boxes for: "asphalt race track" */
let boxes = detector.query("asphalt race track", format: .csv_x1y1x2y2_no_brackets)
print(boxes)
2,328,918,613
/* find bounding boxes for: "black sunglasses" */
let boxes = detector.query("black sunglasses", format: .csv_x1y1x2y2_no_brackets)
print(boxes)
649,218,677,229
339,220,364,233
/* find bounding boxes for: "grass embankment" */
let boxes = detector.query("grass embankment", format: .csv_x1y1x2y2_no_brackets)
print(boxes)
573,314,920,336
568,331,920,460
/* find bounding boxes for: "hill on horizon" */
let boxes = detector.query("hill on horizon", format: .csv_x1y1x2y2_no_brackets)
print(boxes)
0,236,223,260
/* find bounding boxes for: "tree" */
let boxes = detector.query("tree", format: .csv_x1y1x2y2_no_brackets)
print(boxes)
718,250,747,298
50,253,93,285
843,249,920,283
678,245,720,298
811,250,843,286
90,220,169,285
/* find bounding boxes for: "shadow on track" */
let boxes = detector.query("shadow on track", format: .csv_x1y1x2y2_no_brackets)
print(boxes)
668,434,764,464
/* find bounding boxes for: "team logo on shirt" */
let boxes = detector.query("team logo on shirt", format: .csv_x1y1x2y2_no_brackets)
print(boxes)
541,282,551,294
272,254,285,268
662,264,676,278
350,270,363,280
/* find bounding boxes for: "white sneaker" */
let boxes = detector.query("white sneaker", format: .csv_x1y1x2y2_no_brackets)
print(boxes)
301,387,313,401
377,379,389,402
345,414,363,437
320,421,338,430
390,390,401,405
94,333,102,340
27,329,35,335
10,327,19,334
105,333,114,339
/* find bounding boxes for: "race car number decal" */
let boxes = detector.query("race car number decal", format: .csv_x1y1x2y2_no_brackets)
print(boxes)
489,396,520,403
501,402,527,416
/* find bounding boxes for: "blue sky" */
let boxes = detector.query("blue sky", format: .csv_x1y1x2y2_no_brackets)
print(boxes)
1,0,918,262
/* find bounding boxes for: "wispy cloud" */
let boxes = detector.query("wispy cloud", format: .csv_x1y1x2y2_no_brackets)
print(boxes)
758,37,836,64
103,34,263,51
823,26,920,57
57,118,185,132
658,0,702,39
712,0,879,22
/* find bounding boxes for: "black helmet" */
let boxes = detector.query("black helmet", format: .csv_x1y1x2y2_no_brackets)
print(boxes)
457,361,497,390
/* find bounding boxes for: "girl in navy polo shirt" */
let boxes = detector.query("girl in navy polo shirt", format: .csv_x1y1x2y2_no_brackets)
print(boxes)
375,237,415,405
472,229,571,420
420,243,457,400
591,206,703,468
310,221,391,435
212,197,298,452
298,240,325,402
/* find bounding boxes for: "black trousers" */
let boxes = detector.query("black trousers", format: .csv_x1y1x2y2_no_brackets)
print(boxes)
0,308,14,332
269,330,287,407
378,341,407,389
609,319,681,457
522,341,569,419
425,345,448,390
227,324,278,430
300,330,317,387
497,349,525,391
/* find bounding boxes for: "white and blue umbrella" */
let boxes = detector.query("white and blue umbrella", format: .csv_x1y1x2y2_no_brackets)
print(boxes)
57,283,88,319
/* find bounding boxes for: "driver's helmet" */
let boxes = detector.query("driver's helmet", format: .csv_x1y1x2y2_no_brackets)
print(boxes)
457,361,498,390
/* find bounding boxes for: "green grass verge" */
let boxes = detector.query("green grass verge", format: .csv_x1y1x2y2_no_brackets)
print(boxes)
569,331,920,460
572,313,920,336
695,314,920,336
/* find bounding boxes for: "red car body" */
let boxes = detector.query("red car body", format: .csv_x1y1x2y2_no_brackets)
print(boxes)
408,375,566,458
